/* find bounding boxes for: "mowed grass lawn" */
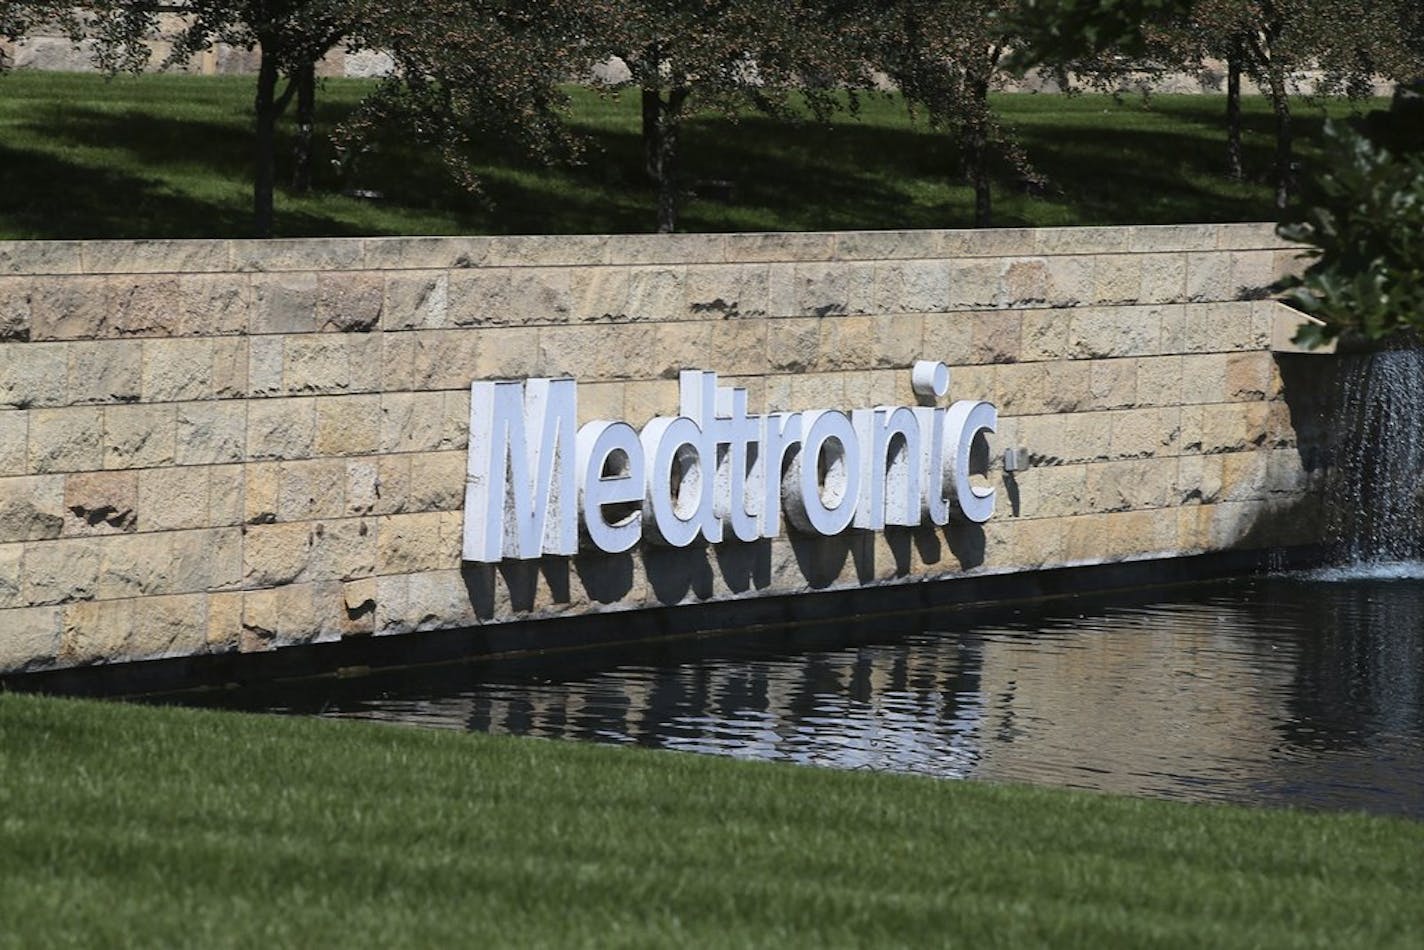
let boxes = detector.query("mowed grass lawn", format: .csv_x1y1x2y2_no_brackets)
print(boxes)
0,71,1390,239
0,692,1420,947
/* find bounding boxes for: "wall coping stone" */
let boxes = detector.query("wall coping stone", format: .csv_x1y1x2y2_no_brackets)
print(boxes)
0,224,1293,276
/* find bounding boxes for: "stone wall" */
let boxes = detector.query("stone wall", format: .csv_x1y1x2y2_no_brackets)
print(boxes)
0,224,1324,674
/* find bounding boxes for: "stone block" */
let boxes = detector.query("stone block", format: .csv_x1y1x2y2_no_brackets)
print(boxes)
406,570,480,630
175,402,246,465
251,273,319,334
945,260,1002,310
1067,308,1162,359
0,542,18,608
172,526,243,592
444,389,472,452
246,397,316,461
208,464,245,526
836,230,940,260
787,372,845,411
379,392,444,453
940,228,1037,258
1219,451,1271,502
344,459,382,517
1184,252,1234,302
1226,352,1273,401
0,411,27,476
1082,458,1173,515
107,277,181,337
23,537,99,605
606,233,726,266
63,470,138,536
725,232,835,263
410,330,482,390
313,394,381,458
1105,507,1179,557
567,268,632,324
996,361,1090,415
0,242,82,277
624,380,676,423
969,311,1021,364
0,605,61,672
99,404,174,471
1116,406,1182,459
66,341,142,405
486,235,608,268
240,586,280,650
283,335,352,394
29,277,107,341
448,268,572,327
1017,412,1109,466
383,272,449,331
795,262,875,316
127,593,208,660
623,266,685,322
871,314,924,369
874,261,950,313
376,511,448,574
30,407,104,474
948,364,998,408
339,576,378,636
1015,464,1087,519
317,272,383,331
766,318,821,373
1087,359,1137,411
137,466,209,531
406,452,464,512
0,474,66,543
1229,251,1277,298
539,325,647,381
232,239,361,273
207,590,243,651
686,265,769,319
57,597,132,666
1177,453,1224,505
140,339,214,402
378,332,415,392
244,521,315,587
247,336,285,397
0,342,66,409
1089,256,1141,305
1179,354,1229,405
0,278,32,342
469,327,539,381
1133,355,1182,407
244,462,280,525
1153,304,1191,352
304,518,376,582
1137,253,1188,303
577,382,625,426
1035,227,1132,256
177,274,250,336
276,459,347,522
363,237,486,271
1129,224,1218,253
816,316,875,371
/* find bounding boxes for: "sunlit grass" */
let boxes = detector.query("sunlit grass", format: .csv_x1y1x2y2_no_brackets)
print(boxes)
0,71,1388,238
0,692,1420,947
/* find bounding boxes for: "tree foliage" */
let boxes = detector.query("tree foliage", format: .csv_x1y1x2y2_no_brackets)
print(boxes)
1278,119,1424,348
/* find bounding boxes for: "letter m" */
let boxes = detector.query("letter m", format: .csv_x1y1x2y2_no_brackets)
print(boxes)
463,378,577,562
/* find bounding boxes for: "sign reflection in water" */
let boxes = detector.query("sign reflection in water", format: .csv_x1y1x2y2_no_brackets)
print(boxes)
193,571,1424,819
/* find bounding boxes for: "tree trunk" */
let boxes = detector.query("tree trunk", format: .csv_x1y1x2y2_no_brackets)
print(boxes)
1226,48,1243,182
654,87,688,234
291,60,316,193
966,72,992,228
1266,65,1293,208
254,45,280,239
641,85,661,182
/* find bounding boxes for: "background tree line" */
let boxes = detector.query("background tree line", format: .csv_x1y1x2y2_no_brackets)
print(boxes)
1,0,1420,237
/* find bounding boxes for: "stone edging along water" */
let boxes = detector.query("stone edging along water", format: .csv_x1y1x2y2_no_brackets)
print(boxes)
0,224,1329,675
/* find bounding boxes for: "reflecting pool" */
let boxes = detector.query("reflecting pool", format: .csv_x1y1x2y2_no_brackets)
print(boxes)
173,566,1424,819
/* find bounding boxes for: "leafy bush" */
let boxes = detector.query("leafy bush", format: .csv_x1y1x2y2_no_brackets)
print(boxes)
1276,119,1424,349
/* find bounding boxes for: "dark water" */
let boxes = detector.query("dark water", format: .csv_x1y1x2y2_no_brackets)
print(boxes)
174,564,1424,820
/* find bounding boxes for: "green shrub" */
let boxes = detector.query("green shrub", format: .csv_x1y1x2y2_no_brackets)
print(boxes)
1276,119,1424,349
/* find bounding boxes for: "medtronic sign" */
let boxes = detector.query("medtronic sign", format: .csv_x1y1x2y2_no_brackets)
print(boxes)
463,363,998,563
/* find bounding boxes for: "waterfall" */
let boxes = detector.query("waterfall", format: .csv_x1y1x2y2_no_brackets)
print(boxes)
1329,348,1424,562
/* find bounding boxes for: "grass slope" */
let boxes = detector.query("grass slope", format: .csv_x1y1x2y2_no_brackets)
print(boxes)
0,72,1389,239
0,692,1420,947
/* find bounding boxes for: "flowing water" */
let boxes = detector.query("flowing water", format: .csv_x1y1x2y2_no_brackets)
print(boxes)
177,568,1424,820
1329,348,1424,561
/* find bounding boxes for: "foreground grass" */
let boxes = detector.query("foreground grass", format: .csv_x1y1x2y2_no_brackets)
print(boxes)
0,71,1390,238
0,693,1420,947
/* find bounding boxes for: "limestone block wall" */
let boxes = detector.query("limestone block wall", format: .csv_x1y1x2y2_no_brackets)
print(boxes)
0,224,1322,674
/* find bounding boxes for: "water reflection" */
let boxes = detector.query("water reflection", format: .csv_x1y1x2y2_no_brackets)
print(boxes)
173,572,1424,819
